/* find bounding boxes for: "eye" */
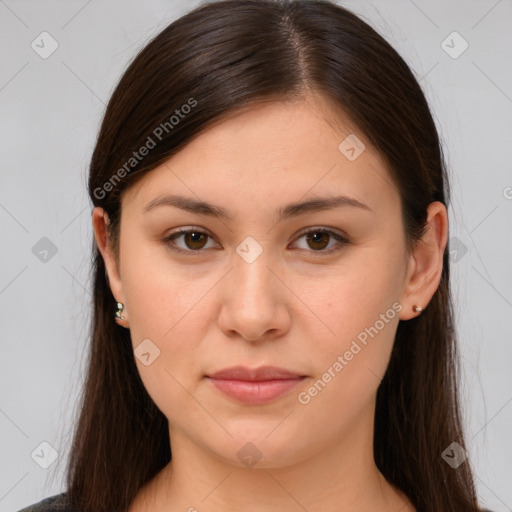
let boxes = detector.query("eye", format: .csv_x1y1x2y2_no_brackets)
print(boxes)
162,228,219,255
291,228,349,254
162,227,349,256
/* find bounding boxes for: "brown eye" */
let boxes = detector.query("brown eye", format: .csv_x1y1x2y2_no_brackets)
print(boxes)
163,229,218,255
292,228,349,254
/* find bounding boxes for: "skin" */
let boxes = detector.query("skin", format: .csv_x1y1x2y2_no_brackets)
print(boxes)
92,94,448,512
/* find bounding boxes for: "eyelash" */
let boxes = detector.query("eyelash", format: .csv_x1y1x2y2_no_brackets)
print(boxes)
161,227,349,256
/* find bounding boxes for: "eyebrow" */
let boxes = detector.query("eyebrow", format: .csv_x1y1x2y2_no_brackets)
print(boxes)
142,193,372,221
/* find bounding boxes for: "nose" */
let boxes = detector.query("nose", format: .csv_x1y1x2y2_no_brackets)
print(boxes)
217,249,291,343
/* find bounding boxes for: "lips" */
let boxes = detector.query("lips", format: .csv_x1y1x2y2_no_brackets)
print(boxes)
208,365,305,381
206,365,307,404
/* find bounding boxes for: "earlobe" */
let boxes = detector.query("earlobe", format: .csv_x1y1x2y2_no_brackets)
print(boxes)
114,301,130,329
399,201,448,321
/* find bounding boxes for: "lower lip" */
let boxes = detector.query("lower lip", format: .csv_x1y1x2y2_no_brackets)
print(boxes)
207,377,305,405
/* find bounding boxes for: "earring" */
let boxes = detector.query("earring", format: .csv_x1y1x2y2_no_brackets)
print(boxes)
115,302,125,320
412,305,423,313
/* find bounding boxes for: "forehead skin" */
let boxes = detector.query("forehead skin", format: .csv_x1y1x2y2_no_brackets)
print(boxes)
121,94,402,248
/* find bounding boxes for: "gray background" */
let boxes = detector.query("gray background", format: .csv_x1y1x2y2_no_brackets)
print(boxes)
1,0,511,510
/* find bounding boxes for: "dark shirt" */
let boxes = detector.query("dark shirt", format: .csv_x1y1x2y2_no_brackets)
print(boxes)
15,493,72,512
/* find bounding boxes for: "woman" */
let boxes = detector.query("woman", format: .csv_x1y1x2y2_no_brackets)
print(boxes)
18,0,490,511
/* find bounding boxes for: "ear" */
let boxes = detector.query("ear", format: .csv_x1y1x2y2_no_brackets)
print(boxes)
399,201,449,320
92,207,128,324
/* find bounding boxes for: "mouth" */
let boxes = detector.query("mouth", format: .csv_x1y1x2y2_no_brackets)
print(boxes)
205,365,307,405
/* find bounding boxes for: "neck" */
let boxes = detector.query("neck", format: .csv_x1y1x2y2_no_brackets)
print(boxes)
131,402,414,512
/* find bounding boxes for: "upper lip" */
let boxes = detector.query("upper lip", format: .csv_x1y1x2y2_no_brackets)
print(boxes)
207,365,305,381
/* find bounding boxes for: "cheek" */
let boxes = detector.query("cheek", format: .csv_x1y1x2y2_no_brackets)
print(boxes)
310,249,403,340
294,309,399,443
298,250,404,408
122,237,216,339
120,239,237,419
311,290,399,382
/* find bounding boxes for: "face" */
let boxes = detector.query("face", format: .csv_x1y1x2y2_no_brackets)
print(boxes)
97,96,420,469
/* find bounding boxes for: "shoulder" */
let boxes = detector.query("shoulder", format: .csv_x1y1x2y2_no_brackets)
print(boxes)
15,493,74,512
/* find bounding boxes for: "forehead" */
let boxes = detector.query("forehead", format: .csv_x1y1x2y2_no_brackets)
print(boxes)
122,97,398,219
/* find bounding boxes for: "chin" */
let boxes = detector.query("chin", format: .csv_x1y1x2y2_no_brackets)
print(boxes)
203,428,313,470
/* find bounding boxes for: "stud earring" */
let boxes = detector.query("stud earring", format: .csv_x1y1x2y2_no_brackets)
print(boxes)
115,302,125,320
412,305,423,313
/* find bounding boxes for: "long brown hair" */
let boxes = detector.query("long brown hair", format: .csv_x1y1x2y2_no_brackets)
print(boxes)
64,1,480,510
